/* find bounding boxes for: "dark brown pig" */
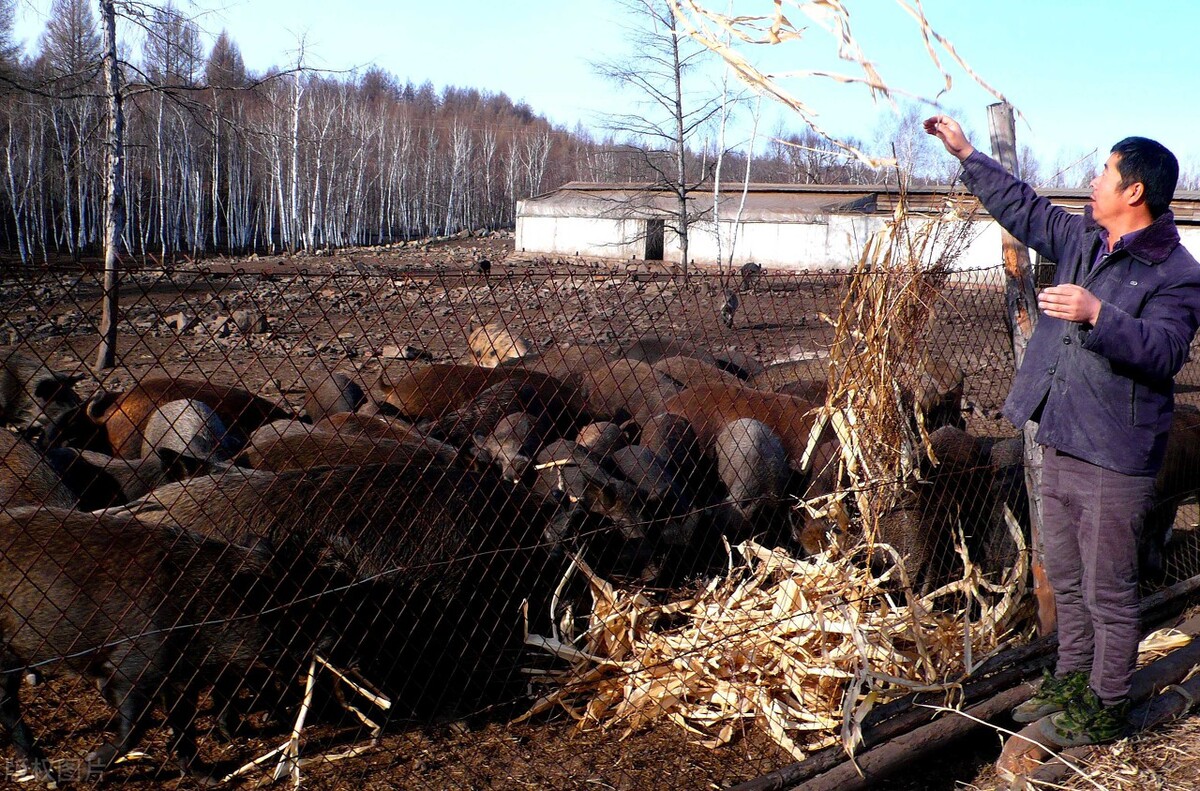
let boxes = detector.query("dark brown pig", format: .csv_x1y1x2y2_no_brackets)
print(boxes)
140,398,238,461
130,461,582,717
376,364,588,429
653,355,744,391
0,431,75,509
0,507,283,784
577,358,681,425
303,371,367,421
0,350,84,443
511,345,611,390
45,447,217,510
662,383,820,472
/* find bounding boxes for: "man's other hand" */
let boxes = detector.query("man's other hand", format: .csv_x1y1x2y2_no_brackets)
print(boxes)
1038,284,1102,325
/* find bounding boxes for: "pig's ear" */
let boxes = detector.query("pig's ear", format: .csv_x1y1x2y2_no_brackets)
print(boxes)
85,389,118,421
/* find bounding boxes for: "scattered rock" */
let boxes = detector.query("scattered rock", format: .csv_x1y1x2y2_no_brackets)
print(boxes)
380,344,433,361
164,312,198,334
233,309,269,334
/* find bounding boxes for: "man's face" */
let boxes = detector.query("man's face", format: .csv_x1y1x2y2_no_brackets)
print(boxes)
1090,152,1137,230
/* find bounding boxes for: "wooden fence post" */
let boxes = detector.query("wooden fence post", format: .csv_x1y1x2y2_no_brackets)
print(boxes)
986,102,1055,635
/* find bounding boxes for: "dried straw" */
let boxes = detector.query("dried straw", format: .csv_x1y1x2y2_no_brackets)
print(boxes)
520,190,1006,761
665,0,1019,168
522,516,1026,761
807,182,980,548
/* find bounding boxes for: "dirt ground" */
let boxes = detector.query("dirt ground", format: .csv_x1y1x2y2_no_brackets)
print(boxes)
5,236,1200,789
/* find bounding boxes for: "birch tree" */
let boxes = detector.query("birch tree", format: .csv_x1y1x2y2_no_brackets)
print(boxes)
40,0,103,260
94,0,124,370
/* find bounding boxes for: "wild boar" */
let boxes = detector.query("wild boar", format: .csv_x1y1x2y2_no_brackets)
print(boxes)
638,411,714,500
238,422,456,473
574,420,629,458
653,355,744,391
0,350,84,443
466,320,531,367
0,507,283,784
45,447,216,510
141,398,238,462
376,364,588,429
1141,403,1200,579
477,411,542,483
662,383,820,472
577,358,681,425
620,334,721,368
303,371,367,421
511,345,612,390
430,378,573,446
129,462,572,717
0,430,75,509
714,418,789,527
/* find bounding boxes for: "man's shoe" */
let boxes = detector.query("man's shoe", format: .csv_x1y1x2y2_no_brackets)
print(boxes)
1038,688,1130,747
1012,669,1089,723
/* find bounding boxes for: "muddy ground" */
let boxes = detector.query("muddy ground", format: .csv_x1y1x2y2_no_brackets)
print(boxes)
4,236,1200,789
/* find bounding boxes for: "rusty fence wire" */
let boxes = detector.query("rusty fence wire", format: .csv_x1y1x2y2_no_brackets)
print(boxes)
2,257,1200,789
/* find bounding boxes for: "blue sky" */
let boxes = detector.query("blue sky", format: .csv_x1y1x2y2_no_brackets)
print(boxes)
11,0,1200,175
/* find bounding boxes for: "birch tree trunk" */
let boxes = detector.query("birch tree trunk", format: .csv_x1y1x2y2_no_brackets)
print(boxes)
667,1,689,276
95,0,124,370
289,70,303,254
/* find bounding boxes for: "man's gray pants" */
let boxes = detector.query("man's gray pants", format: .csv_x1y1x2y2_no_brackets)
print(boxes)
1040,446,1157,705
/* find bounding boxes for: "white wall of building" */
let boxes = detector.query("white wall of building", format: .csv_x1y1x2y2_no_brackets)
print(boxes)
516,215,645,259
674,217,880,270
517,209,1200,286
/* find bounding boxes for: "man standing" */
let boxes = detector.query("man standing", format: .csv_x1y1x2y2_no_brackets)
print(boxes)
926,115,1200,746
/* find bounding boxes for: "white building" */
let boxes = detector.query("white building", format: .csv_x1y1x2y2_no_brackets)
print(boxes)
516,182,1200,279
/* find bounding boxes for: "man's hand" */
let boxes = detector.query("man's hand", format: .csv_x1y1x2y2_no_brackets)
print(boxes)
923,115,975,161
1038,284,1102,325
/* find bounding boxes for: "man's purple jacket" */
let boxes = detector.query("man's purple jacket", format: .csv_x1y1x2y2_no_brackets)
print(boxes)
962,150,1200,476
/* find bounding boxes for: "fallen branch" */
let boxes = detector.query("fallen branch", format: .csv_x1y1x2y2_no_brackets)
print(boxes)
219,653,394,787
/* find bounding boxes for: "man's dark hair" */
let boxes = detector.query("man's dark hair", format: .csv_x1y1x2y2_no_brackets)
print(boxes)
1111,137,1179,218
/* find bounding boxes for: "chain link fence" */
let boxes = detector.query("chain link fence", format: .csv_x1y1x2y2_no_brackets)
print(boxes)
3,249,1200,788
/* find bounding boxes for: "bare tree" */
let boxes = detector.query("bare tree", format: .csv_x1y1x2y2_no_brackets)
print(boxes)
597,0,724,275
205,29,246,250
0,0,19,76
95,0,125,370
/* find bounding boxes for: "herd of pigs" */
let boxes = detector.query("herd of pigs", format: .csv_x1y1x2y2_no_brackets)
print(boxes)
2,324,1199,784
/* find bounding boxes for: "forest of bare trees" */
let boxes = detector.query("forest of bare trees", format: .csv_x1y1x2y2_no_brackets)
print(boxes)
1,1,1192,265
0,1,627,263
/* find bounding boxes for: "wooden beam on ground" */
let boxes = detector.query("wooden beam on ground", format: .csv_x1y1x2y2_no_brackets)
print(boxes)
732,572,1200,791
998,612,1200,786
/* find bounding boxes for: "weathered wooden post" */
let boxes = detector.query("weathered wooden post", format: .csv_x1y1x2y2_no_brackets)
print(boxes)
986,102,1054,635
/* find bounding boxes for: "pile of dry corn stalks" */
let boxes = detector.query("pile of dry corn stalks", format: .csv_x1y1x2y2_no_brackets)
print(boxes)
521,526,1026,761
521,200,1026,760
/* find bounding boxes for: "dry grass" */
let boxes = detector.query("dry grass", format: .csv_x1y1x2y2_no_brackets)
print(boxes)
522,523,1026,763
806,186,980,543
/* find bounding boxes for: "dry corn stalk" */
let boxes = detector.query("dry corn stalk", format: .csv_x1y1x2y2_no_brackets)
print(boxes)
811,186,979,552
522,529,1026,762
665,0,1017,167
